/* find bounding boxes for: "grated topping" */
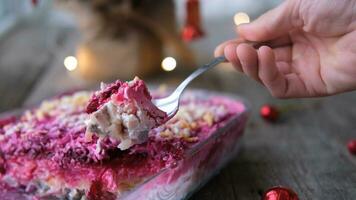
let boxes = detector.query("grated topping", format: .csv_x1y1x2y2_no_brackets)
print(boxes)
0,91,239,169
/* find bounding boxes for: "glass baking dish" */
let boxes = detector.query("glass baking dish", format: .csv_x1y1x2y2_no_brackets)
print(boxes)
0,89,249,200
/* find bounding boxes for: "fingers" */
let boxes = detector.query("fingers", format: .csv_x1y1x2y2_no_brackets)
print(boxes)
223,42,292,81
276,61,293,74
236,43,260,81
224,43,242,72
215,34,292,60
257,46,308,98
257,46,287,97
214,38,245,58
266,35,292,47
222,43,310,98
237,0,297,42
223,43,260,77
274,46,292,62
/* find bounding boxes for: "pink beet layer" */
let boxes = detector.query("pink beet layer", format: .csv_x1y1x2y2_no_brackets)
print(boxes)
0,90,247,200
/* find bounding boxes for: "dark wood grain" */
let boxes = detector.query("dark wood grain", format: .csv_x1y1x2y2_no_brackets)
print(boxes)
189,71,356,200
2,28,356,200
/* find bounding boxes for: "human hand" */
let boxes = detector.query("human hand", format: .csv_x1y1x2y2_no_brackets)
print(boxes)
215,0,356,98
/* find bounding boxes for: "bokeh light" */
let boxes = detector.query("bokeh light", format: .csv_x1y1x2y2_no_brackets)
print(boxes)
161,57,177,72
234,12,250,26
64,56,78,71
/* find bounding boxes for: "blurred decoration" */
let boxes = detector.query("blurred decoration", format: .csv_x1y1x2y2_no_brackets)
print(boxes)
0,0,284,83
175,0,283,67
262,186,299,200
32,0,38,6
234,12,250,26
50,0,283,81
260,104,279,122
347,140,356,155
161,57,177,72
55,0,194,81
181,0,204,42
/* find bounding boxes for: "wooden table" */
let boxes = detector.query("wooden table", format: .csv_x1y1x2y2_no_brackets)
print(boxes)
1,23,356,200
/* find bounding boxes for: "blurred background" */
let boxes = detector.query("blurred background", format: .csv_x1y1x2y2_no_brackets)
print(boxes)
0,0,282,111
2,2,356,199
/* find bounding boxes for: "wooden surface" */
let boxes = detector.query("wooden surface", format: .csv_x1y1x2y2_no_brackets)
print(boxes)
1,25,356,200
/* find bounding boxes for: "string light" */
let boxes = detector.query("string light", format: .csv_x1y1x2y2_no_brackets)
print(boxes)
64,56,78,71
234,12,250,26
161,57,177,72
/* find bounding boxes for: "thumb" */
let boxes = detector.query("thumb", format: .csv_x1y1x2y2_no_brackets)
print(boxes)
238,0,300,42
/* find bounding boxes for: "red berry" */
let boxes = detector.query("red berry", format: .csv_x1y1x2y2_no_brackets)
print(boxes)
260,104,279,122
262,186,299,200
347,140,356,155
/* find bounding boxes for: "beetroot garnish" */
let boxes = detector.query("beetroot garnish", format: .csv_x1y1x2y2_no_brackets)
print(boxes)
0,153,5,174
86,94,101,114
86,80,123,114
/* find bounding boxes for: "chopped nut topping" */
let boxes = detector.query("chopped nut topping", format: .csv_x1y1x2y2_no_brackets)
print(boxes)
183,137,199,143
203,112,214,126
159,129,173,138
190,122,197,129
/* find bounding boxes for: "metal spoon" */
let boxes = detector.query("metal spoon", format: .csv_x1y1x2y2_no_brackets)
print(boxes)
153,56,226,119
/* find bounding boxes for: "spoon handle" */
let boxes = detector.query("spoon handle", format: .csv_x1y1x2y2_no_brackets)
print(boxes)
171,56,226,100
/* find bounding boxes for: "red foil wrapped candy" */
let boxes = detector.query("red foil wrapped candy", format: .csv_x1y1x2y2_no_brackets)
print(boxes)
262,186,299,200
347,139,356,155
260,104,279,122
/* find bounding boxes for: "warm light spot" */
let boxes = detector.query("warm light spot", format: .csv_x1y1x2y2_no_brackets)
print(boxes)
234,12,250,26
64,56,78,71
161,57,177,71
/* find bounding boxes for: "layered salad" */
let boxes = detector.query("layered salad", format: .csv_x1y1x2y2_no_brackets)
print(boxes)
85,77,168,150
0,78,248,200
